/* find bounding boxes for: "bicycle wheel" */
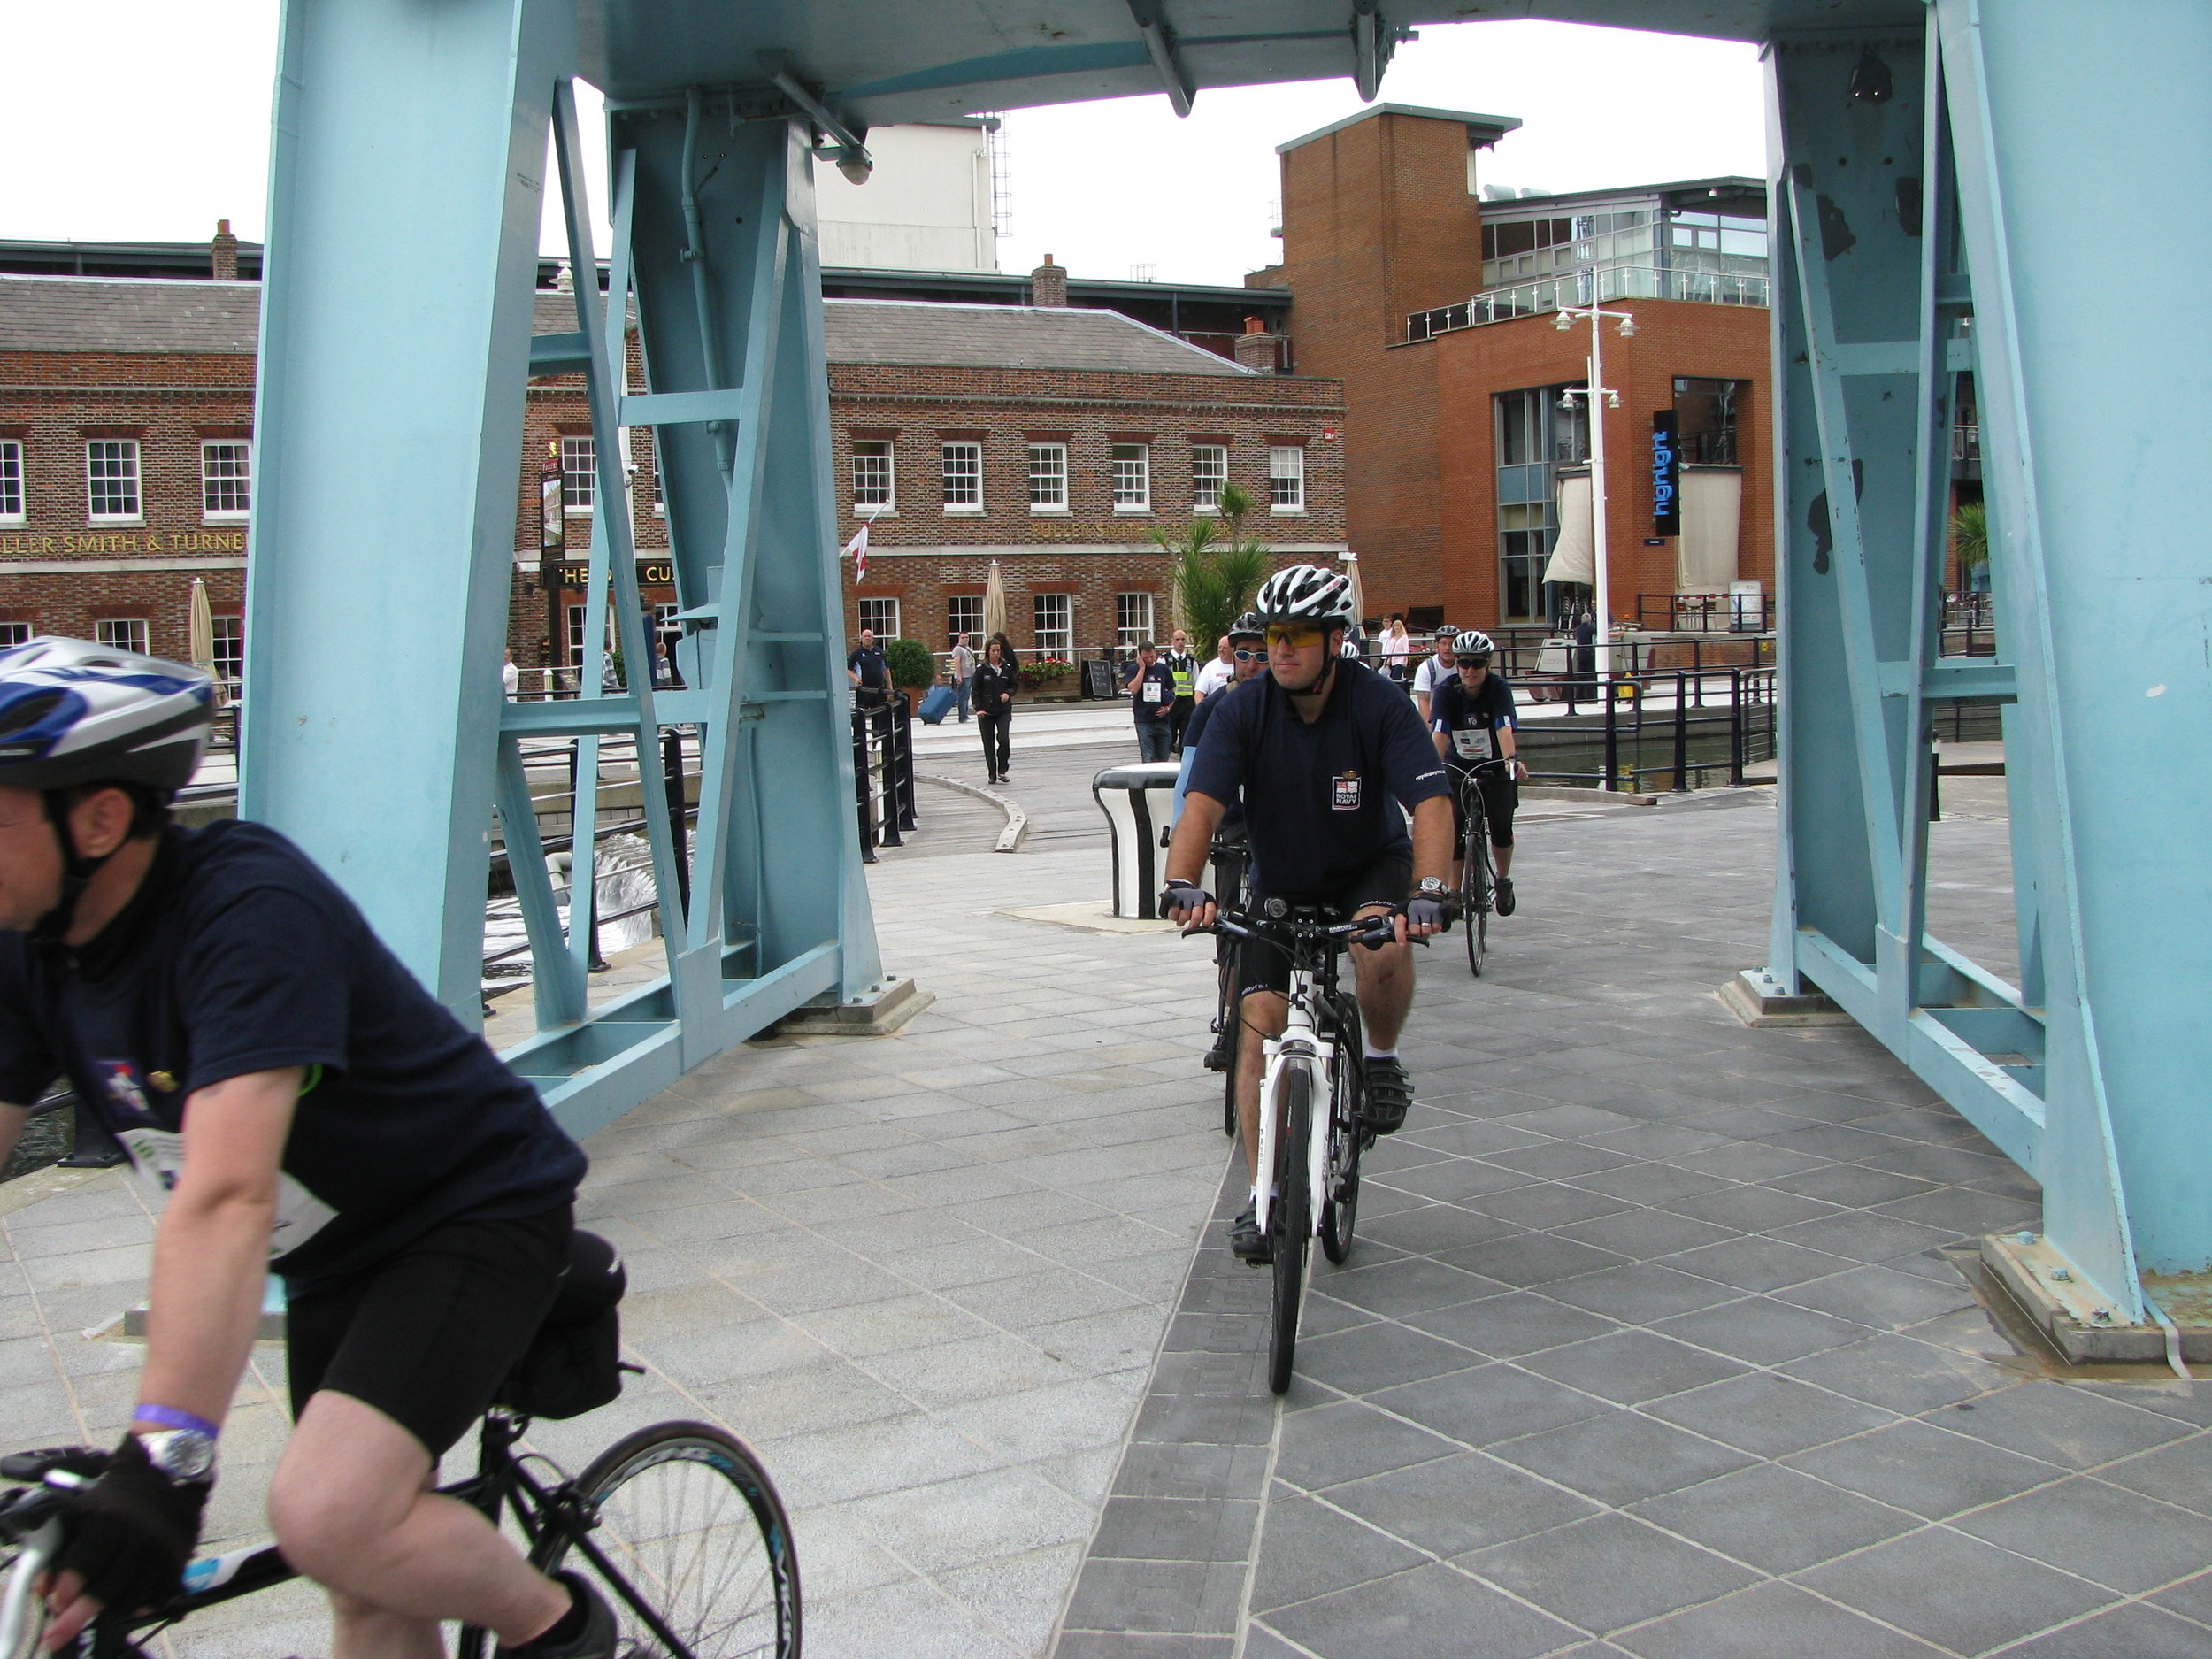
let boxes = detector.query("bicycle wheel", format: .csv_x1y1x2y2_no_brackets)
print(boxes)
1216,949,1240,1137
1320,1001,1364,1265
536,1420,799,1659
1461,808,1489,978
1268,1068,1313,1395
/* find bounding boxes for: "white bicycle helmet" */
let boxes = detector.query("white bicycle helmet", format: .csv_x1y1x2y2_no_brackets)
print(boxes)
1452,629,1496,663
0,637,215,793
1254,564,1355,626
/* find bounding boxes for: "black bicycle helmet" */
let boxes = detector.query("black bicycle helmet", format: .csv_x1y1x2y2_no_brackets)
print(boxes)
1228,611,1266,642
1254,564,1355,626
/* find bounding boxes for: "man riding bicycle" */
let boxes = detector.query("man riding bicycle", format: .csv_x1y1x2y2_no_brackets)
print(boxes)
1429,629,1527,917
1158,567,1455,1263
0,639,611,1659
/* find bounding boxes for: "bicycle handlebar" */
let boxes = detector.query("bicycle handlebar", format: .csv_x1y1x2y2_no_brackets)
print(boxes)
1191,909,1402,950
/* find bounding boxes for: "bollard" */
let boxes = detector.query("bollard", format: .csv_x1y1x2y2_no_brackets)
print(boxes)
1092,762,1186,918
1602,681,1620,793
568,740,607,972
873,704,902,849
1729,668,1745,787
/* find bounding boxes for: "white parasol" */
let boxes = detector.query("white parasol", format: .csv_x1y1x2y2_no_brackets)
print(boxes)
983,559,1008,641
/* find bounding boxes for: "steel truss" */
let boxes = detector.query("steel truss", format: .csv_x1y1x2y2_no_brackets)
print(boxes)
244,0,879,1141
1758,4,2212,1316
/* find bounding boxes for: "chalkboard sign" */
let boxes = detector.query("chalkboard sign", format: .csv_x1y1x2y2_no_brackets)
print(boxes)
1085,659,1120,701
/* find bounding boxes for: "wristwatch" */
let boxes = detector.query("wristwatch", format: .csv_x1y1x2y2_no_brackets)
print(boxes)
1416,877,1447,897
134,1427,217,1484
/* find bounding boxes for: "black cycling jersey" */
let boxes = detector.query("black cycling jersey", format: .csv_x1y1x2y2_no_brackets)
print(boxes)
0,821,585,1288
1186,657,1449,902
1430,671,1518,770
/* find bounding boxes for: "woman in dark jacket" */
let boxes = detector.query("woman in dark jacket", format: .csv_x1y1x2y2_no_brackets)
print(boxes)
972,633,1018,784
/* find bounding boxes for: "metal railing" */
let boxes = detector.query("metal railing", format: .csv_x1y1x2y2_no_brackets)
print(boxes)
1407,265,1771,342
1635,591,1772,634
853,693,918,864
1511,666,1778,793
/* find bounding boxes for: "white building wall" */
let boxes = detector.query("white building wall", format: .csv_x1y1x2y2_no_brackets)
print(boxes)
816,123,996,273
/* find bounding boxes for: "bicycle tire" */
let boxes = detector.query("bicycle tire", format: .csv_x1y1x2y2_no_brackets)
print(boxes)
1461,806,1489,978
534,1419,800,1659
1217,948,1239,1138
1268,1067,1312,1395
1320,999,1364,1265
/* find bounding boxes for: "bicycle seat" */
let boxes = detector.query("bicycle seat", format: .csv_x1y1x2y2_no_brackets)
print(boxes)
544,1229,626,1328
1,1446,106,1484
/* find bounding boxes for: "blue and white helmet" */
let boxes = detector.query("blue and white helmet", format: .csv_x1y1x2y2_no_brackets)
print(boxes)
0,637,215,794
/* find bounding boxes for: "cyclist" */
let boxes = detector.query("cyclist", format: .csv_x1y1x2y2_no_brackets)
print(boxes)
0,639,613,1659
1430,628,1528,917
1171,612,1268,1074
1159,568,1455,1263
1410,626,1457,723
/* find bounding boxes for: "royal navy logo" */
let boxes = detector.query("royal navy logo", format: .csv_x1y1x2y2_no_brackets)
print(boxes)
1331,772,1362,810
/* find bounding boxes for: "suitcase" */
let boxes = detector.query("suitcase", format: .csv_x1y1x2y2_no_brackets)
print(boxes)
918,684,959,725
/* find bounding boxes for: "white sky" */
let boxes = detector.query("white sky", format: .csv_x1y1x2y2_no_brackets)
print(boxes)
4,8,1762,288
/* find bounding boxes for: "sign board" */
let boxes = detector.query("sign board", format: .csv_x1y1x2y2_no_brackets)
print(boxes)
554,559,677,590
1650,411,1681,537
1085,658,1120,701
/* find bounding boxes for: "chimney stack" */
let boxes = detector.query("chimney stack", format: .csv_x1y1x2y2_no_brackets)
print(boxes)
211,219,239,282
1030,253,1068,308
1234,316,1279,374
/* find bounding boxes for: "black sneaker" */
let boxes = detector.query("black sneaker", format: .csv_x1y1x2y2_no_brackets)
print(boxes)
1230,1204,1272,1265
499,1573,615,1659
1203,1027,1233,1072
1363,1058,1413,1135
1494,876,1516,917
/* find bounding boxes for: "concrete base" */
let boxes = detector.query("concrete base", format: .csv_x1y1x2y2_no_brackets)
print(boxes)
1719,968,1854,1027
776,974,933,1038
1981,1233,2212,1365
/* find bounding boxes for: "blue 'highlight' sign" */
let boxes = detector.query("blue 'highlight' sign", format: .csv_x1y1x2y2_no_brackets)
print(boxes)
1651,411,1681,536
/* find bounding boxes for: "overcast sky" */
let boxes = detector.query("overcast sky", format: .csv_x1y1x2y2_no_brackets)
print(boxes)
5,8,1762,288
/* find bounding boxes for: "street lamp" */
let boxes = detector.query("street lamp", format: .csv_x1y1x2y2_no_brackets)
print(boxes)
1555,301,1637,679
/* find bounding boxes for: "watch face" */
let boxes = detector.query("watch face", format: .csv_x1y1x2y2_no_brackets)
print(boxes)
142,1429,216,1482
1417,878,1446,895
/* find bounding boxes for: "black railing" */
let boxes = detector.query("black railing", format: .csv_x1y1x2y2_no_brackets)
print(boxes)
1511,666,1778,794
1634,592,1771,633
853,693,919,863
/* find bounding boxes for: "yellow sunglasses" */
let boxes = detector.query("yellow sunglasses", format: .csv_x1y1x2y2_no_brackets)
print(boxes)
1263,626,1325,649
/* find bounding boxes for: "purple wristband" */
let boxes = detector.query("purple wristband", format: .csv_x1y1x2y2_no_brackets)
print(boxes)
134,1403,219,1440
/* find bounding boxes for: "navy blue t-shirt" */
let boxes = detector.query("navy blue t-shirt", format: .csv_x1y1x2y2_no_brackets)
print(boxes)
1430,672,1518,771
0,822,585,1288
1128,660,1176,724
1179,688,1244,828
1187,658,1451,899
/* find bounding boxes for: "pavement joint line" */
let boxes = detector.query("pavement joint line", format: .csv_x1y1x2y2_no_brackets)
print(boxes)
917,770,1029,852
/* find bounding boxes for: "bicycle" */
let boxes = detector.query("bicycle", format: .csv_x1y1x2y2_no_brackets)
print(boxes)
1203,829,1250,1137
1454,757,1511,978
0,1248,800,1659
1206,903,1393,1394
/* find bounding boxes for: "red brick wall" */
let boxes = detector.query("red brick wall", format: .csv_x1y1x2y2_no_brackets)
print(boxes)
1432,299,1773,630
1274,111,1489,620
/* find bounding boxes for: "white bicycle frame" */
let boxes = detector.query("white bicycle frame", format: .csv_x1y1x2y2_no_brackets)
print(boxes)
1251,962,1338,1243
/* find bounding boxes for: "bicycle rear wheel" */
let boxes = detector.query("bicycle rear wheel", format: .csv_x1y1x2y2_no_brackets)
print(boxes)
536,1420,799,1659
1320,1002,1364,1265
1268,1068,1313,1395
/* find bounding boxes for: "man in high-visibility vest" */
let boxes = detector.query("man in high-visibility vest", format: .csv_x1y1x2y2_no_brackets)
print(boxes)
1164,627,1199,754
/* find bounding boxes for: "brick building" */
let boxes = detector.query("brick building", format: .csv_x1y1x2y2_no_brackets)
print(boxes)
1257,104,1777,632
0,257,1343,684
825,296,1345,657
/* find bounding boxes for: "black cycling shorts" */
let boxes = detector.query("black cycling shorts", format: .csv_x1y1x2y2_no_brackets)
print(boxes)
1237,855,1411,1000
285,1203,573,1459
1450,767,1519,849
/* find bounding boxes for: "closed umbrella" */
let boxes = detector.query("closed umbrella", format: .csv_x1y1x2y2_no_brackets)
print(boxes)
983,559,1007,641
1340,550,1364,631
187,578,222,703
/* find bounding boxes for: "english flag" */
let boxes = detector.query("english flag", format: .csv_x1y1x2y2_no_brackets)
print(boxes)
843,518,870,583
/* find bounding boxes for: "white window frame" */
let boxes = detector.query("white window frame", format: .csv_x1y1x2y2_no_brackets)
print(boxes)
1027,442,1068,513
1111,443,1150,514
1115,592,1154,649
1190,443,1227,514
851,440,895,512
95,618,150,655
948,595,984,646
940,440,983,513
858,596,901,640
1033,593,1073,657
0,623,30,649
560,435,595,514
211,615,243,688
200,440,251,523
86,441,142,525
0,441,22,526
1269,444,1307,515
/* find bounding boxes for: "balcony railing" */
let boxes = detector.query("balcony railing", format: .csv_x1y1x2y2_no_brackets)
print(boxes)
1407,265,1771,343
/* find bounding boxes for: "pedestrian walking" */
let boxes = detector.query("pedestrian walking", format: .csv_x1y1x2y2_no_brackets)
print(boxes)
1163,628,1199,752
950,632,978,722
972,633,1018,783
501,648,519,699
1126,641,1176,763
847,627,889,710
1194,634,1235,703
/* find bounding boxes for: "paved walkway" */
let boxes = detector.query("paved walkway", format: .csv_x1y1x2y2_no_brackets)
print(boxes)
6,747,2210,1659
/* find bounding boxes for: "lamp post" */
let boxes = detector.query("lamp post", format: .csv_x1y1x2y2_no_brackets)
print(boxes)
538,442,565,697
1555,300,1637,679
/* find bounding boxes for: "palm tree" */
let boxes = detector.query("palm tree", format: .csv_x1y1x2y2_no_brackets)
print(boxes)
1154,483,1269,647
1950,501,1988,591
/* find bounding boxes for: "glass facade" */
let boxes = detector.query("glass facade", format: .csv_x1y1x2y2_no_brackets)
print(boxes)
1495,385,1588,624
